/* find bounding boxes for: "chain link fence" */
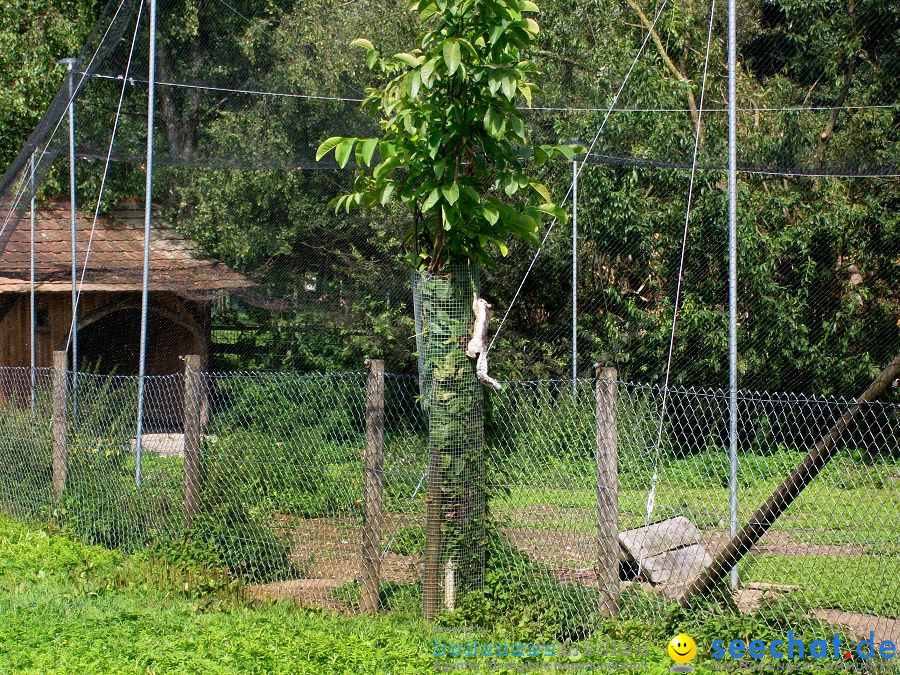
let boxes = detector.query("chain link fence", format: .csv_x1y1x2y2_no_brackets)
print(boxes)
1,362,896,637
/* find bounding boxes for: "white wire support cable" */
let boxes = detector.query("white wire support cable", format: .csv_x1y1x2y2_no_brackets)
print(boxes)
529,103,899,113
0,0,131,243
739,167,900,179
81,74,900,114
380,469,429,558
643,0,717,526
488,0,673,352
86,73,366,103
63,0,146,354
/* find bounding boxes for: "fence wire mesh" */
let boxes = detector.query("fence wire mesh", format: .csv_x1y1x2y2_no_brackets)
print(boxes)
1,365,896,637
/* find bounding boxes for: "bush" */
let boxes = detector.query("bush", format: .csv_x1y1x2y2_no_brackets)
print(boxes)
203,431,361,517
442,532,601,642
211,372,365,446
0,402,53,519
193,438,298,583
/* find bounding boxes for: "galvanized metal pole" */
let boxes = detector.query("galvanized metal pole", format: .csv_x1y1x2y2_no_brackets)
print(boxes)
60,57,79,421
135,0,156,486
727,0,739,589
29,152,37,418
571,159,578,394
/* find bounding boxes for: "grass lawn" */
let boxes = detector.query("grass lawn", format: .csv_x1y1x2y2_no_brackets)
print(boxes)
0,514,745,674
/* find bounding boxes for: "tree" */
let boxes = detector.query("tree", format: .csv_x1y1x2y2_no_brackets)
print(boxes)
0,0,101,171
316,0,574,615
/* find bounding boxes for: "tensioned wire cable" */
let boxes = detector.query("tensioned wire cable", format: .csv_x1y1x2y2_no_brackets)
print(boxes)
79,74,900,113
637,0,717,577
64,0,146,353
0,0,132,244
488,0,673,352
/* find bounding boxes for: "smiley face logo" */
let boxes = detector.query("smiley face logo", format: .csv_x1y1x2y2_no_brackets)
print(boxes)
667,634,697,672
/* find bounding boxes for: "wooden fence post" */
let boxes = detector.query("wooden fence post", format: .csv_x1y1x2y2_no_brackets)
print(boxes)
183,354,203,529
594,364,620,616
361,358,385,613
52,350,68,501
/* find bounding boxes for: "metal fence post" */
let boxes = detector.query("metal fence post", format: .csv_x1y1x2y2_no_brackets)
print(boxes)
52,351,69,501
60,57,79,424
594,364,620,616
361,358,385,613
183,354,203,529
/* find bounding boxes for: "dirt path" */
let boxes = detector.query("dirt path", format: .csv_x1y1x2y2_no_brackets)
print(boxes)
251,513,885,616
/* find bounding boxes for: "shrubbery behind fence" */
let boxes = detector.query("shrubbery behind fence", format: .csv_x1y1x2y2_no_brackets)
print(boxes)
0,362,897,637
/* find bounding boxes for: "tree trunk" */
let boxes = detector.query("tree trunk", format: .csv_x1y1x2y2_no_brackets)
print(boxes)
418,264,486,616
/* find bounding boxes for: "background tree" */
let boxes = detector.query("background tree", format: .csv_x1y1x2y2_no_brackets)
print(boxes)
1,0,895,397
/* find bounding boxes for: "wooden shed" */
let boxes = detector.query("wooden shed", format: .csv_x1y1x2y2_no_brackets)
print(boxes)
0,199,253,427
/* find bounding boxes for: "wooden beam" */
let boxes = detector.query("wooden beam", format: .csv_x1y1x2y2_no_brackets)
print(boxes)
182,354,203,529
595,364,620,616
360,358,385,614
51,350,68,500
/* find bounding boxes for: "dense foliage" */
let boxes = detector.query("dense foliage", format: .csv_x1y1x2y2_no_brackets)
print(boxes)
1,0,896,394
316,0,571,270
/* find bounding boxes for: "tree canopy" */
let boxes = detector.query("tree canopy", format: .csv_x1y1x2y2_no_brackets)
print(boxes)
1,0,896,395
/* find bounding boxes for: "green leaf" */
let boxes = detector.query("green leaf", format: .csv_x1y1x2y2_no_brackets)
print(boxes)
409,69,421,98
530,181,551,203
482,204,499,225
484,107,504,137
519,82,533,107
357,138,378,167
350,38,375,51
510,115,525,139
421,58,438,86
334,138,356,168
537,203,567,221
315,137,343,162
443,40,461,75
441,183,460,206
418,1,438,20
441,204,454,229
380,182,396,205
373,155,400,179
422,187,440,211
394,52,421,67
487,70,502,95
556,144,576,160
520,0,539,11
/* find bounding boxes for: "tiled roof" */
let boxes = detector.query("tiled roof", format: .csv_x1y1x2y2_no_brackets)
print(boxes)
0,200,254,296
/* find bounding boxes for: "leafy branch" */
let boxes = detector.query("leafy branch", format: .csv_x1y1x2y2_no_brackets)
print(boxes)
316,0,578,273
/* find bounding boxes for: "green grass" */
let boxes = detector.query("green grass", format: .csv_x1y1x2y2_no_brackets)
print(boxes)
4,513,855,675
0,515,436,674
492,479,898,615
740,553,900,618
497,481,896,545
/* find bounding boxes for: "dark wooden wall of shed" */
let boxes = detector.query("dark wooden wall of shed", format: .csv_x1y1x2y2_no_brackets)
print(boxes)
0,291,209,429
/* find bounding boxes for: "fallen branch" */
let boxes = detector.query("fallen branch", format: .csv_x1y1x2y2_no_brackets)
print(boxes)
625,0,700,129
